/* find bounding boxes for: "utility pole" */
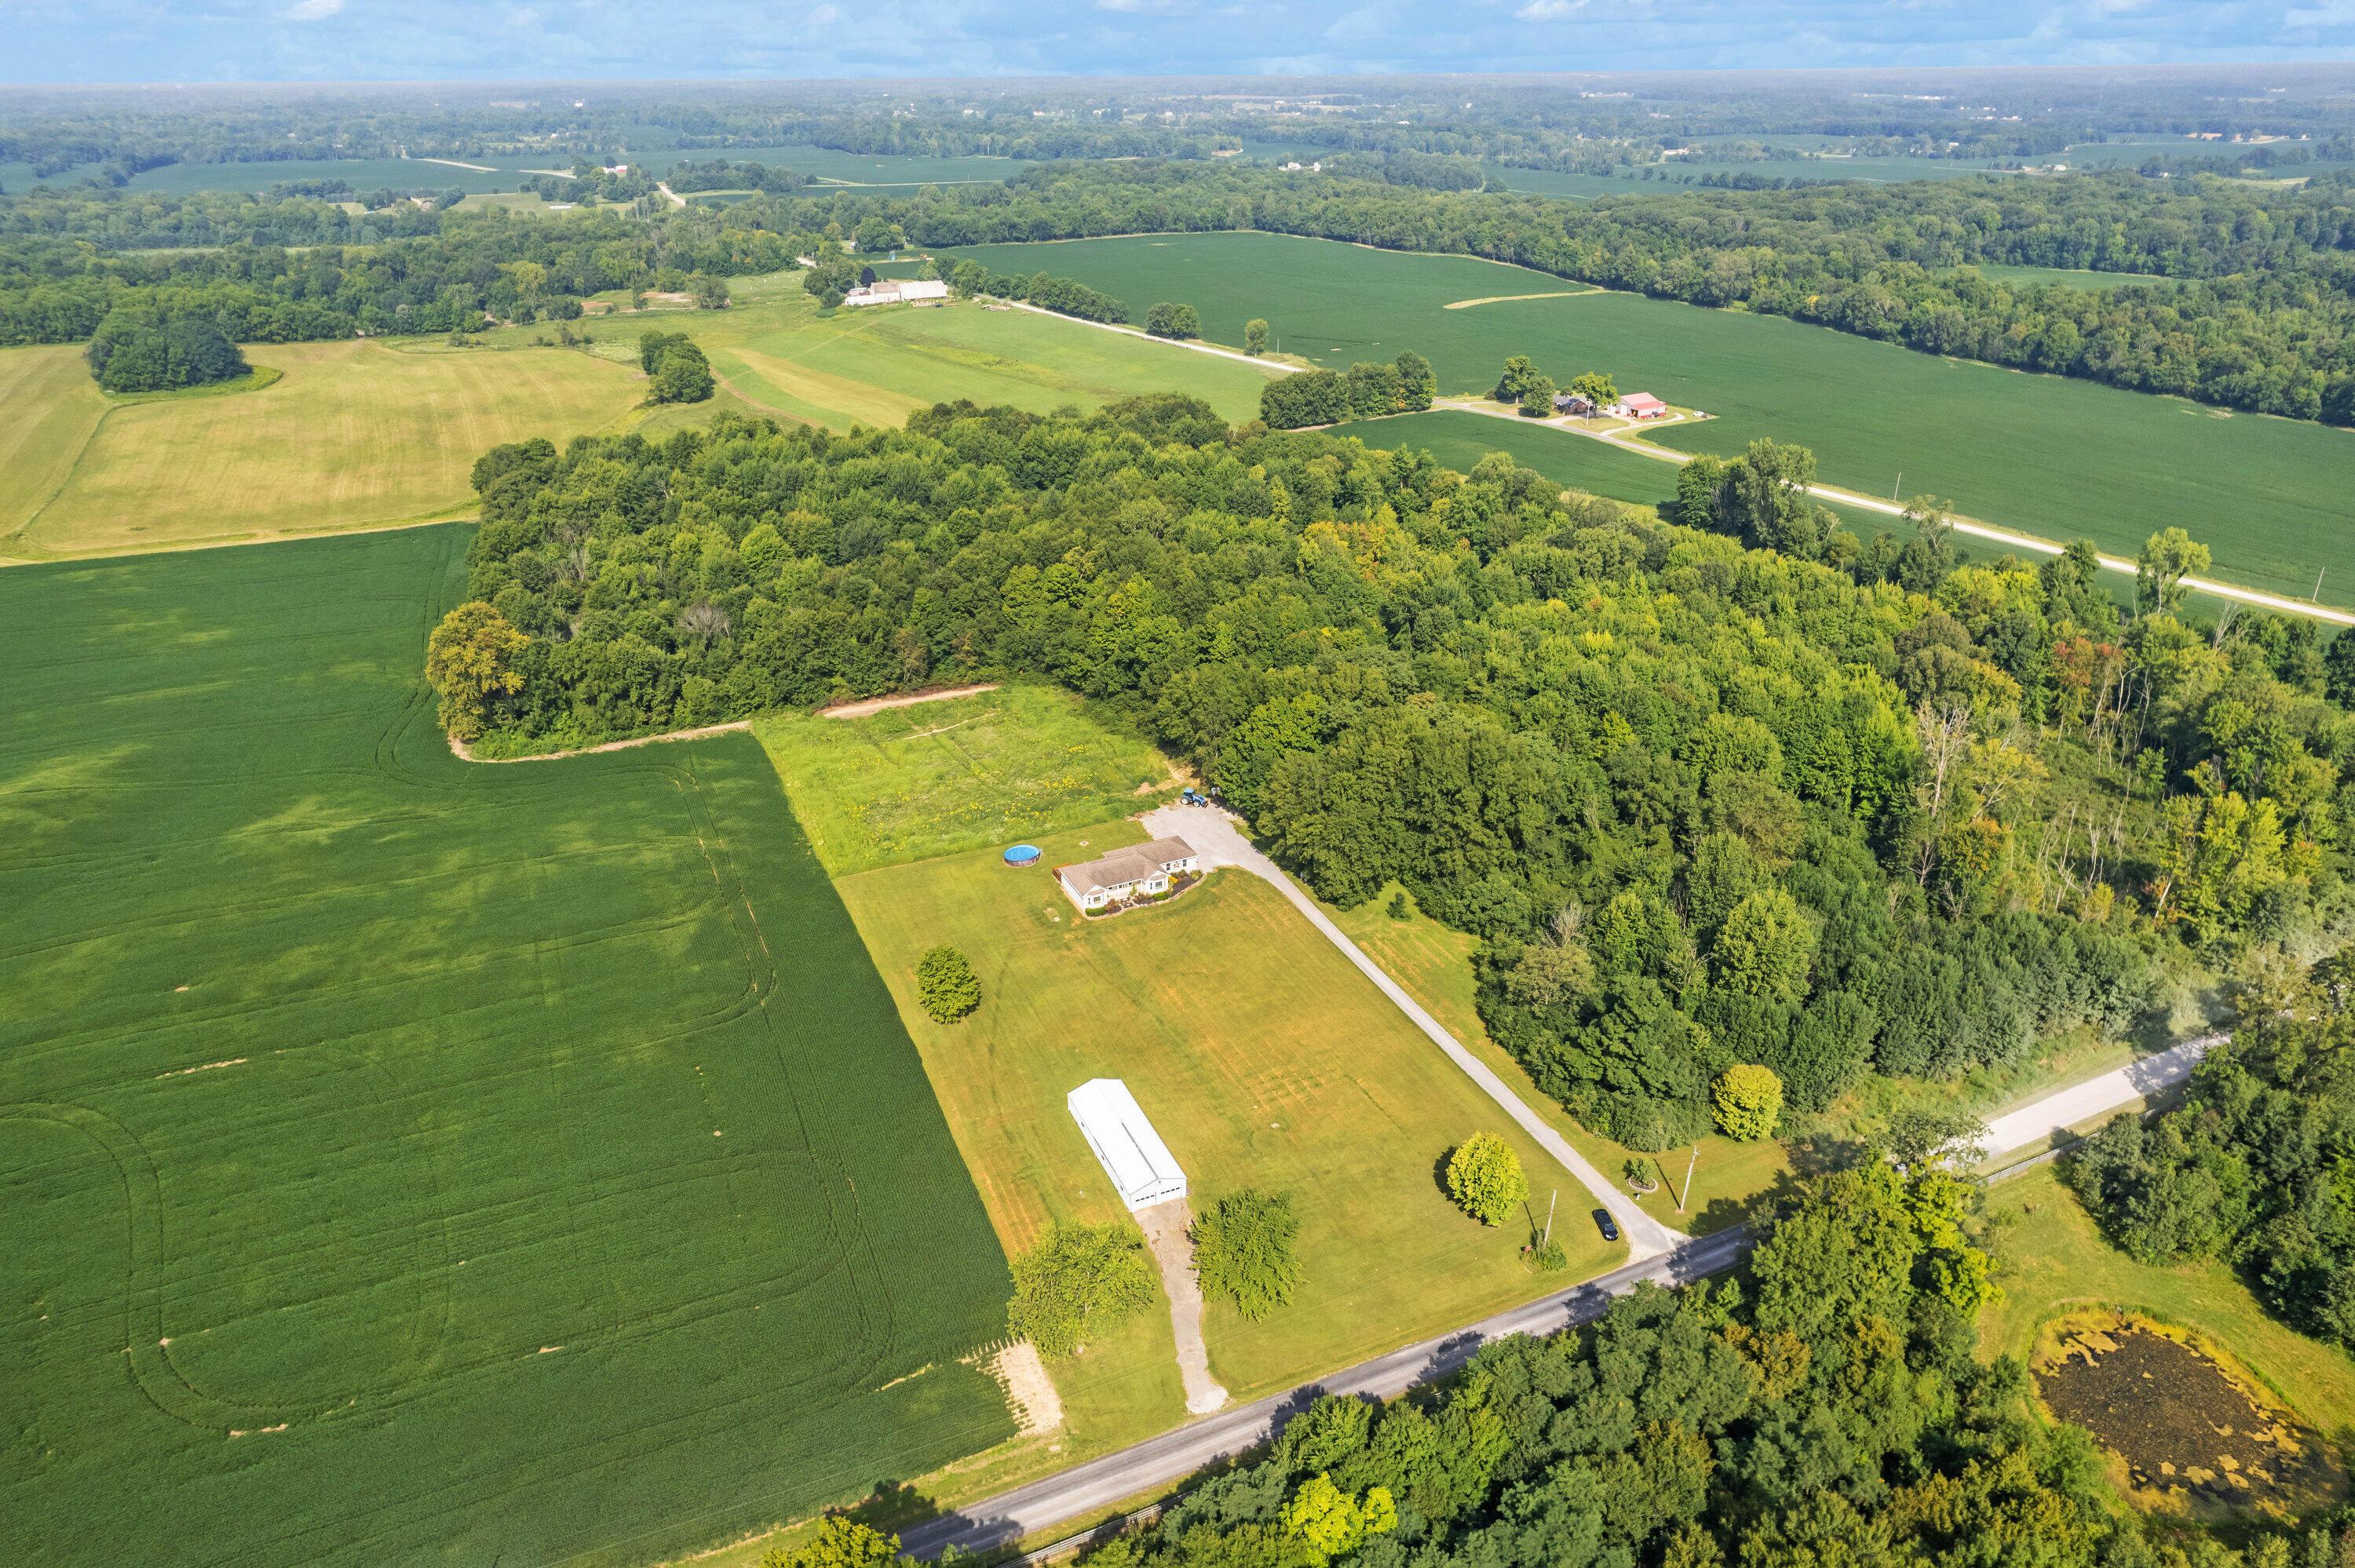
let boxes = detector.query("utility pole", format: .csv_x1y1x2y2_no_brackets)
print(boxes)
1891,470,1902,502
1679,1146,1699,1212
1543,1187,1557,1249
2317,567,2327,603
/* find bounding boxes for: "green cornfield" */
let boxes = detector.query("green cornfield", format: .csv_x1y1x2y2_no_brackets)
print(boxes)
946,231,2355,607
0,526,1013,1566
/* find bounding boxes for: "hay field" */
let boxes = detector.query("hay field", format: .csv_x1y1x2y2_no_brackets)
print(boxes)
2,339,641,560
661,288,1279,430
0,345,108,563
833,823,1621,1417
754,685,1178,877
944,232,2355,607
0,526,1013,1566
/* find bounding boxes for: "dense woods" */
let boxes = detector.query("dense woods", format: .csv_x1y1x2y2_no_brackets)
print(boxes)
433,398,2353,1150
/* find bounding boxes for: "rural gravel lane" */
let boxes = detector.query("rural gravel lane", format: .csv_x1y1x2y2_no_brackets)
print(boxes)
1421,397,2353,628
899,1226,1754,1562
1972,1032,2218,1158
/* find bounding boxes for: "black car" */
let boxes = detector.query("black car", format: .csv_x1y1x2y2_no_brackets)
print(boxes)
1594,1209,1620,1243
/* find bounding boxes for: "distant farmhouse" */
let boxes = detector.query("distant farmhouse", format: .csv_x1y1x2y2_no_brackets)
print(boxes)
844,278,950,308
1616,392,1668,420
1553,391,1597,416
1057,837,1201,913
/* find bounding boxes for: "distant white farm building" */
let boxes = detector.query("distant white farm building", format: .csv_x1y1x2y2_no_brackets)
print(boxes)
843,278,950,308
1068,1078,1187,1210
1057,836,1200,912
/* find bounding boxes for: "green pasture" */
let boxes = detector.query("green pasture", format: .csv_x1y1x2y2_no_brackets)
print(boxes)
753,684,1178,877
0,527,1013,1566
944,232,2355,607
503,275,1280,432
1961,262,2172,290
1334,409,1936,547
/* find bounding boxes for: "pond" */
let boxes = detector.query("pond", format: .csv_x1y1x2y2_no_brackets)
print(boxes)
2036,1315,2341,1519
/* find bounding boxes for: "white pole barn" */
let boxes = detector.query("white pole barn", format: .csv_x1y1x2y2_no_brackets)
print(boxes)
1066,1078,1187,1211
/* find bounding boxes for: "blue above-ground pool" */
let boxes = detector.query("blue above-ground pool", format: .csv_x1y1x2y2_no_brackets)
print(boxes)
1004,844,1042,866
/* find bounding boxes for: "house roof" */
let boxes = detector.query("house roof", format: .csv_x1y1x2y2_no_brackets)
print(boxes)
1622,392,1666,410
1068,1078,1185,1209
1057,836,1197,897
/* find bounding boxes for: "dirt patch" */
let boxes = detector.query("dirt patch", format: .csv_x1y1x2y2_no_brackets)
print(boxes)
817,683,999,720
1443,290,1603,309
987,1341,1065,1436
2036,1312,2342,1520
449,720,750,764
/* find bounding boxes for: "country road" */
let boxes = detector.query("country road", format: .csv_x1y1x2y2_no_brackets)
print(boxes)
889,822,2219,1561
900,1227,1753,1563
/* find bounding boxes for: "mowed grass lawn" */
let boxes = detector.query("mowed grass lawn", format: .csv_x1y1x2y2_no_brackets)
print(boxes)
2,338,641,560
838,838,1622,1417
944,232,2355,607
0,526,1013,1566
754,684,1178,877
1984,1168,2355,1443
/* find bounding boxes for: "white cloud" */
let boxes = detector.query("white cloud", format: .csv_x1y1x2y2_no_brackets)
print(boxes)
1096,0,1187,11
1515,0,1586,16
279,0,344,18
809,2,841,19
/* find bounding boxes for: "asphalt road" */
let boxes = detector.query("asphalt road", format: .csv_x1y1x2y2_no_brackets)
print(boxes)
899,1226,1754,1561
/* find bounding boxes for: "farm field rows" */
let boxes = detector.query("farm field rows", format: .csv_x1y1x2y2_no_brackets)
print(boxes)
0,338,643,560
943,232,2355,607
0,526,1013,1566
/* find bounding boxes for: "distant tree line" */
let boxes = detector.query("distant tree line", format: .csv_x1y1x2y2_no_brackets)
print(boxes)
16,156,2355,419
0,202,795,346
943,258,1129,323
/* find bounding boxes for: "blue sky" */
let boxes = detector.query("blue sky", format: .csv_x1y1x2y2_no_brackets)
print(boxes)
9,0,2355,82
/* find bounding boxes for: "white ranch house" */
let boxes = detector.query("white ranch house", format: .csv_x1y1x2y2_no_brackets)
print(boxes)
1056,836,1200,911
843,278,949,308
